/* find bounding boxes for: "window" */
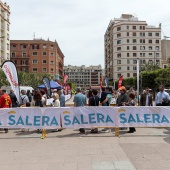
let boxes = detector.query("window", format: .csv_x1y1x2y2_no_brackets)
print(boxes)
156,60,160,64
156,46,159,50
149,53,152,56
133,39,136,43
140,32,145,36
43,68,47,72
133,53,137,57
133,73,137,77
127,39,129,43
117,67,121,71
156,53,159,57
127,59,130,64
11,53,15,57
149,46,152,50
7,33,9,40
117,74,121,78
43,60,46,64
143,60,146,64
133,66,137,70
43,44,46,49
140,46,145,50
148,32,152,36
117,33,121,38
50,60,54,64
117,27,121,31
140,26,143,30
149,40,152,43
7,43,9,50
33,52,37,56
127,66,130,70
127,46,129,50
133,26,136,30
12,45,17,48
127,26,129,29
32,60,38,64
127,73,130,77
22,45,27,49
50,68,54,72
133,46,137,50
155,33,159,36
50,52,54,56
127,32,129,36
133,60,137,64
127,53,129,57
33,68,38,72
117,47,121,51
117,40,121,44
133,32,136,36
7,24,9,31
43,52,47,56
117,60,121,64
117,53,121,58
148,60,153,64
22,52,26,57
156,40,159,43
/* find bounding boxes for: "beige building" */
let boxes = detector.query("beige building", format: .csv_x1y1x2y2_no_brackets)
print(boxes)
161,39,170,68
0,1,10,65
105,14,161,86
64,65,102,90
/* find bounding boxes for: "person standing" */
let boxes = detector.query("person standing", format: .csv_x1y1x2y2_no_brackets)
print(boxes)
0,89,12,133
101,87,112,106
73,88,87,134
116,86,128,106
122,93,136,133
140,87,153,106
57,89,65,107
155,85,170,106
9,89,18,107
20,90,29,106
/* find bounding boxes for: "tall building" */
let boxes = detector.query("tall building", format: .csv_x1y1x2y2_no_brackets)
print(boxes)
64,65,102,90
0,1,10,65
10,39,64,79
104,14,161,86
161,39,170,68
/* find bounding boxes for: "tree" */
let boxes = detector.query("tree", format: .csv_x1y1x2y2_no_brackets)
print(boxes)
141,62,160,71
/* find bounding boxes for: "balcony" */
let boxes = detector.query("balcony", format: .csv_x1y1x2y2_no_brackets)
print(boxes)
11,55,30,59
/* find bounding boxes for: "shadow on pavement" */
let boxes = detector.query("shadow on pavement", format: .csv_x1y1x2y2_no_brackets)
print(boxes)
163,128,170,144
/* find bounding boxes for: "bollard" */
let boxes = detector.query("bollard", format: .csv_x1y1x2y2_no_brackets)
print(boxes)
41,129,47,139
115,128,119,137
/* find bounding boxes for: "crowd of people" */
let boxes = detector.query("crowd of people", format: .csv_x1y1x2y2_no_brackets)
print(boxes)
0,84,169,135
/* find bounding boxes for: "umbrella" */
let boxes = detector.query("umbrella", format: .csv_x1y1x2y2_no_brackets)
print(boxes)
37,80,63,89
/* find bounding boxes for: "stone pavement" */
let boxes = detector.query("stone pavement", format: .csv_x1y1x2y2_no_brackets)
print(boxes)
0,127,170,170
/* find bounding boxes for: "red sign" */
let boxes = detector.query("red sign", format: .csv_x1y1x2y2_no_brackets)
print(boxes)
118,75,123,89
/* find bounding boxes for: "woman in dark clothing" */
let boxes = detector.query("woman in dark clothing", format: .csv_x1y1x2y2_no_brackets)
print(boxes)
33,90,43,107
122,93,136,133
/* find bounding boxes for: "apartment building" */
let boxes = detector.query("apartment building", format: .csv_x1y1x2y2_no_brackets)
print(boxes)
10,39,64,79
0,1,10,65
105,14,161,85
64,65,102,90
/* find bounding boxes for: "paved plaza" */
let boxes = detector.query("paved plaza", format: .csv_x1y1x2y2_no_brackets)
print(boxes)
0,127,170,170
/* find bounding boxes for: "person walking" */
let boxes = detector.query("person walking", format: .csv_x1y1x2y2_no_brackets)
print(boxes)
0,89,12,133
140,87,153,106
73,88,87,134
155,85,170,106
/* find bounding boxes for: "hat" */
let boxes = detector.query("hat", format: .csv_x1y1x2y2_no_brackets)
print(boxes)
119,86,126,91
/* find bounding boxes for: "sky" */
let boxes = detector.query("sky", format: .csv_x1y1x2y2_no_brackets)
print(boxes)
5,0,170,68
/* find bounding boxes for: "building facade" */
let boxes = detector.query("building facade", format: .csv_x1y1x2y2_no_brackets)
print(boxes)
104,14,161,86
64,65,102,90
10,39,64,79
0,1,10,65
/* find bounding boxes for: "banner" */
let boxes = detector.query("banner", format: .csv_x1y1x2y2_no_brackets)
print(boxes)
42,77,51,97
61,107,116,128
63,74,69,84
0,108,61,129
0,107,170,128
1,61,20,104
118,75,123,89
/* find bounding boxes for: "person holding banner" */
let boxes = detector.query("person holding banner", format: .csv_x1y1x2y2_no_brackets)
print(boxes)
0,89,12,133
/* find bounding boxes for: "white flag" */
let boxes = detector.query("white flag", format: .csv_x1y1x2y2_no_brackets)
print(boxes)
1,61,20,104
